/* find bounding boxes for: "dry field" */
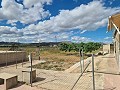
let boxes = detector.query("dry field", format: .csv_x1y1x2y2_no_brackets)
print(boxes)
31,47,89,71
18,46,89,71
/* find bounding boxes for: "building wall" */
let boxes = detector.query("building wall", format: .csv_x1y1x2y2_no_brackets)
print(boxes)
103,44,110,53
110,45,114,53
0,51,26,65
114,31,120,71
103,44,114,54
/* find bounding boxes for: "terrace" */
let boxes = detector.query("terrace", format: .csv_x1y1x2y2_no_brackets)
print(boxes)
0,53,119,90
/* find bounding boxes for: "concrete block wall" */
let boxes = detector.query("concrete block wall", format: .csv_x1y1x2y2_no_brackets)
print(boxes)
0,51,26,65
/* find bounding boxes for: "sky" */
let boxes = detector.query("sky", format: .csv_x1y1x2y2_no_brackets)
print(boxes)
0,0,120,43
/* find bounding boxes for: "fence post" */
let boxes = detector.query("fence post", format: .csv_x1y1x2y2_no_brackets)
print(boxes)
22,52,23,67
39,42,41,60
82,49,84,70
79,48,82,73
16,50,17,69
92,53,95,90
30,53,33,87
6,51,7,67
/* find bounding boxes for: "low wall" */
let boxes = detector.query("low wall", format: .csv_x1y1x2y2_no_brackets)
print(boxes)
103,44,114,54
103,44,110,53
0,51,26,65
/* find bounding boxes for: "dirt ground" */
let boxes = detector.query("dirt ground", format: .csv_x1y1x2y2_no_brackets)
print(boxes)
33,52,81,71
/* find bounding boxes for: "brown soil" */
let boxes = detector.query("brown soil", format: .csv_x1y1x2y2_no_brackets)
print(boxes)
33,51,88,71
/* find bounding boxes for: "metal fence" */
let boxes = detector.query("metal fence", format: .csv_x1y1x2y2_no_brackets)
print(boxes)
0,46,108,90
28,46,96,90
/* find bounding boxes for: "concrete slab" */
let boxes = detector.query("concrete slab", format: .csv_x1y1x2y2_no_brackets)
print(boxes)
0,73,17,79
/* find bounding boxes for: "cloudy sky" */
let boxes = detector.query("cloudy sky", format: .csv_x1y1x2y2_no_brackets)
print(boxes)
0,0,119,43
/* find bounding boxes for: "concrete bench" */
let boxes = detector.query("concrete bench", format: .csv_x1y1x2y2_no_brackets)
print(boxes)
22,68,36,84
0,73,18,90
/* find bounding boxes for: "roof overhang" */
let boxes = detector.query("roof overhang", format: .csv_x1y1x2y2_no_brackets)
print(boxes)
108,13,120,34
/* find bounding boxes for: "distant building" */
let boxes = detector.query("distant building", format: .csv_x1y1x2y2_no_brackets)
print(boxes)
103,44,114,54
108,13,120,72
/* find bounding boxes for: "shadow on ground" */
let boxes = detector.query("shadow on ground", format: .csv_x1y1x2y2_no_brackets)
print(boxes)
9,81,25,89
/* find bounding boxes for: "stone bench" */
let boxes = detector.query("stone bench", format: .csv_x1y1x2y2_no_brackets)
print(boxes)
0,73,18,90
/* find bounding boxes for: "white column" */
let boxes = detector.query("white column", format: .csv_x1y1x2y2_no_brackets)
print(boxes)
118,34,120,73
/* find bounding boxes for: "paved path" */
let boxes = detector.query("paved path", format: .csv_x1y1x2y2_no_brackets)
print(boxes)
0,60,103,90
65,57,91,73
64,54,120,90
102,54,120,90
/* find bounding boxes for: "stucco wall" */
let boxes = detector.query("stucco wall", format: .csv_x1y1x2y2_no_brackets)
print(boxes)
103,44,114,54
114,31,120,67
0,51,26,65
110,45,114,53
103,44,110,53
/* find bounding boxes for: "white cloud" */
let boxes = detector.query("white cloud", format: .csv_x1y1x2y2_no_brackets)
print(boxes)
103,40,112,44
23,0,52,8
0,0,120,43
102,36,113,44
0,26,24,42
30,1,120,33
80,30,87,34
0,26,17,35
0,0,52,24
71,36,93,43
6,20,17,26
104,37,112,40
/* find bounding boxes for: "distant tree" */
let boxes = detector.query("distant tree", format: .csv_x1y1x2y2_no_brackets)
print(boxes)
59,43,68,52
58,42,101,53
9,43,18,51
67,43,73,52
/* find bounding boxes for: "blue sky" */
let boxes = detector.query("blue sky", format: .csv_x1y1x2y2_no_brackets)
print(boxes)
0,0,119,43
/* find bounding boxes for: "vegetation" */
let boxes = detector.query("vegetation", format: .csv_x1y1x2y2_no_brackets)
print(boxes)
59,42,101,53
